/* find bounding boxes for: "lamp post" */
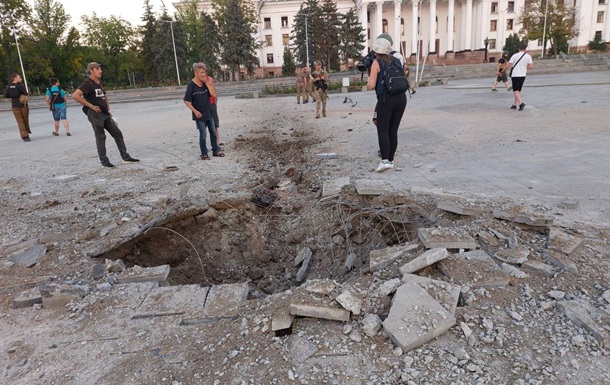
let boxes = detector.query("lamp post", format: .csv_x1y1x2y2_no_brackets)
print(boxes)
12,28,29,92
484,37,489,62
304,14,310,68
541,0,549,58
163,20,181,86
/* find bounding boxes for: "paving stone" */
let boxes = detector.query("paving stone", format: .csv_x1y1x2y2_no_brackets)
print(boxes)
133,284,210,319
437,202,485,216
401,274,461,315
50,174,79,182
548,228,584,256
8,244,46,268
272,310,295,332
289,303,351,322
494,248,529,264
493,209,553,229
369,243,419,272
13,287,42,309
544,250,578,273
437,249,511,288
399,248,449,274
105,282,159,310
383,283,456,353
521,260,556,277
557,300,610,348
321,176,350,197
410,186,467,201
115,265,170,284
335,289,362,315
418,228,478,250
354,179,393,195
183,282,249,323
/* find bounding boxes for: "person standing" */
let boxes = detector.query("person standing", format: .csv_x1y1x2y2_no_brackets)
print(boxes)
3,73,31,142
367,38,407,172
491,53,511,92
72,62,139,168
183,62,223,160
46,77,71,136
312,62,328,118
295,67,308,104
506,43,533,111
403,64,416,95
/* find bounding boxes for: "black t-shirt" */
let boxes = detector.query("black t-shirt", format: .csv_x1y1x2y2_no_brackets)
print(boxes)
183,80,212,121
4,82,28,108
77,77,109,115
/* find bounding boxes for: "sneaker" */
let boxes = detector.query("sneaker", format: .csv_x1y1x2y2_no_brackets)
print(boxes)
508,86,513,91
66,132,71,136
52,132,59,136
518,103,525,111
122,157,140,164
411,90,416,94
102,163,115,168
375,161,394,172
491,88,497,92
510,105,517,110
22,137,31,142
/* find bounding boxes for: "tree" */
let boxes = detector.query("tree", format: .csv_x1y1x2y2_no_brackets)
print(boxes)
338,8,365,70
152,11,188,85
213,0,260,80
519,0,579,57
281,46,296,76
199,12,221,79
138,0,159,84
318,0,341,71
0,0,32,82
503,33,521,57
291,0,320,68
588,34,608,52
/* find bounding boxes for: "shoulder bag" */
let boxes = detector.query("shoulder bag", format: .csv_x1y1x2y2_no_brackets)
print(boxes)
509,53,526,77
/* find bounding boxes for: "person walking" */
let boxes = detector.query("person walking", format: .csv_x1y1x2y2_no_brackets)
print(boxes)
183,62,224,160
46,77,71,136
3,73,31,142
312,62,328,118
367,38,407,172
72,62,139,168
491,53,512,92
506,43,533,111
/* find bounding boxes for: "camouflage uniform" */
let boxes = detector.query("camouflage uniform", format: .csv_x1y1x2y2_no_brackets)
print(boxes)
296,68,308,104
313,66,328,118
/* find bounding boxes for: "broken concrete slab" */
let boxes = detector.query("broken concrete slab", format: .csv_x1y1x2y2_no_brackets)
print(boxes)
272,308,295,332
13,287,42,309
50,174,79,182
294,247,312,267
544,250,578,273
321,176,350,197
296,253,311,282
438,249,512,288
383,283,456,353
494,248,530,265
476,231,500,247
521,260,556,277
115,265,170,284
418,228,478,250
304,279,337,296
557,300,610,348
493,209,553,229
133,284,209,319
105,282,159,310
289,303,350,322
410,186,467,201
401,274,461,315
316,153,337,159
8,244,46,268
548,228,584,256
40,285,84,310
106,259,126,273
437,202,485,216
195,282,249,321
335,289,362,315
501,263,528,279
354,179,393,195
399,248,449,274
369,243,419,272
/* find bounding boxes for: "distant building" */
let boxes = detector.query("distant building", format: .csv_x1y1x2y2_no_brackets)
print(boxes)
174,0,610,77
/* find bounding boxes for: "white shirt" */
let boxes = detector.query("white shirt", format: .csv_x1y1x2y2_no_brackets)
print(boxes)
392,51,404,66
509,52,533,77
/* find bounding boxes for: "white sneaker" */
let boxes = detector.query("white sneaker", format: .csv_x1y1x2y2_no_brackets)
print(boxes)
375,161,393,172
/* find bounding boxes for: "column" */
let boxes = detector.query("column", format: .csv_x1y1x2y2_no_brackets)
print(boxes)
376,1,384,38
477,1,485,50
429,0,437,53
359,3,369,55
465,0,473,50
447,0,454,52
605,2,610,42
394,0,402,53
412,1,418,55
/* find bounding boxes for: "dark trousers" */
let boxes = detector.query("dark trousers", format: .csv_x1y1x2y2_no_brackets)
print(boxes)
12,106,31,138
87,110,130,165
376,93,407,162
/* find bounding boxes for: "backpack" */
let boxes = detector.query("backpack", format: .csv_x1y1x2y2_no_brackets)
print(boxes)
48,87,65,104
379,57,408,95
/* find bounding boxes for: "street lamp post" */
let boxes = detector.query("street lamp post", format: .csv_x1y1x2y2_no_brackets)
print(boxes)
163,20,181,86
13,28,29,92
541,0,549,58
304,14,310,68
484,37,489,62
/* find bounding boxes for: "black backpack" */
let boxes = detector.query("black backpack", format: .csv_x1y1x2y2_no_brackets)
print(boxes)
379,57,409,95
48,87,65,104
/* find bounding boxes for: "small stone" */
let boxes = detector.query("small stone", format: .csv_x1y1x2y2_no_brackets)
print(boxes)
548,290,565,300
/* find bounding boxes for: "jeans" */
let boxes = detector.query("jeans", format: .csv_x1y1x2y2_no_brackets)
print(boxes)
87,110,131,165
195,119,220,155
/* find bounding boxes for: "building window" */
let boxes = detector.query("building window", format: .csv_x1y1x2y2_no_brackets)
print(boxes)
489,39,496,49
490,20,497,31
491,2,498,13
281,16,288,28
264,17,271,29
599,0,606,4
382,19,388,33
595,30,603,40
368,28,370,39
268,71,275,77
265,35,272,46
367,11,370,23
401,18,405,36
267,54,274,64
598,11,604,23
507,19,513,30
282,34,289,46
508,1,515,12
436,16,438,33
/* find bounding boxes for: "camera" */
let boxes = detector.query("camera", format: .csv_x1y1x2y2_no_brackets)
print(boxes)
357,50,376,72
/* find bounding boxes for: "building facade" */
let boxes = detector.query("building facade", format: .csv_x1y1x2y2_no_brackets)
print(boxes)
175,0,610,76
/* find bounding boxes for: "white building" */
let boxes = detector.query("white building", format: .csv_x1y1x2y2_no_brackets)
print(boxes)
175,0,610,76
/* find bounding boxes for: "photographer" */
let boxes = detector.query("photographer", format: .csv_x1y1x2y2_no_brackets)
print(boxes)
313,62,328,118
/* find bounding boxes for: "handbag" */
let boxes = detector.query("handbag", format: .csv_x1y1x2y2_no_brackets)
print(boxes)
18,94,29,105
509,53,526,77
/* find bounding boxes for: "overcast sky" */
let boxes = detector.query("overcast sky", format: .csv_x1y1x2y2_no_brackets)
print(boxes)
25,0,175,28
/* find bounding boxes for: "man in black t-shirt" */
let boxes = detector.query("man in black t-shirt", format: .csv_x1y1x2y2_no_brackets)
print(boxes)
3,73,31,141
73,62,139,168
491,53,512,92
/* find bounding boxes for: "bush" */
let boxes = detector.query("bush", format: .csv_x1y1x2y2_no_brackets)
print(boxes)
588,34,608,52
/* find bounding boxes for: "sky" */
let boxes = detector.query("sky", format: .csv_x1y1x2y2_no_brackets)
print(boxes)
25,0,175,28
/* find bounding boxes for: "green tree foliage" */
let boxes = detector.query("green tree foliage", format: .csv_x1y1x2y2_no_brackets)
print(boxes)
503,33,521,57
199,13,221,79
138,0,159,84
588,34,608,52
318,0,341,71
152,12,188,85
281,46,296,76
291,0,320,68
519,0,579,57
338,8,365,69
0,0,32,82
213,0,260,80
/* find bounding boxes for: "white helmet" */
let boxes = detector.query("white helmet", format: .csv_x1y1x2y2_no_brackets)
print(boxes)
372,38,392,55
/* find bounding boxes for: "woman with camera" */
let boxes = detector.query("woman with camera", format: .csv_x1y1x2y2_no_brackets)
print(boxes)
367,38,407,172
